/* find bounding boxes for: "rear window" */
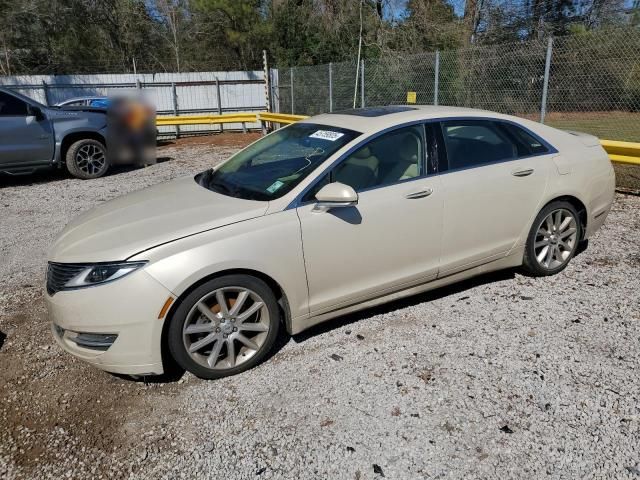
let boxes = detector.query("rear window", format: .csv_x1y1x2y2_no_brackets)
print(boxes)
441,120,517,170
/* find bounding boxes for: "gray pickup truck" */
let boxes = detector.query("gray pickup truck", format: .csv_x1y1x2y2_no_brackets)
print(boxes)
0,87,110,179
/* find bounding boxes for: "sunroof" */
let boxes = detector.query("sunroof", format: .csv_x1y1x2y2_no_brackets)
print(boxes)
333,106,417,117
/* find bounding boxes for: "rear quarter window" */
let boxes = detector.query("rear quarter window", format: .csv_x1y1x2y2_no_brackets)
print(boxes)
498,122,550,156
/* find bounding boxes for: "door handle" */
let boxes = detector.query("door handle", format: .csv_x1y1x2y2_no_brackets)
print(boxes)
405,188,433,199
512,168,534,177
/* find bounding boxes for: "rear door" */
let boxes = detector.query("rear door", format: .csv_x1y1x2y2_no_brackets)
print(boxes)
436,119,553,276
0,91,54,167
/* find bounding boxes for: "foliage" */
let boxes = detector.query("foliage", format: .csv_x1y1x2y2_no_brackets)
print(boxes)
0,0,637,75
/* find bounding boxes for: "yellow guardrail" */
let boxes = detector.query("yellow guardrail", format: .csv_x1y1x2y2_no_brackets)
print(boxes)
156,112,640,166
259,112,309,124
156,112,308,127
600,140,640,166
156,112,258,126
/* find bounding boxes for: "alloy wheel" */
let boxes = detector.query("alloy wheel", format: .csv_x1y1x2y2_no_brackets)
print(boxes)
534,208,578,270
182,287,271,371
75,143,106,176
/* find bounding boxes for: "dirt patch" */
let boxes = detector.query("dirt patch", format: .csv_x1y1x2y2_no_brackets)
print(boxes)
0,141,248,478
613,163,640,193
0,295,188,478
158,132,261,150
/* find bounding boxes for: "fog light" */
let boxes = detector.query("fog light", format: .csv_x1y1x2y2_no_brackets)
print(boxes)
54,325,118,351
71,332,118,351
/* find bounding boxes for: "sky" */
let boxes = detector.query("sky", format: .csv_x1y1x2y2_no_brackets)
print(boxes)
384,0,637,21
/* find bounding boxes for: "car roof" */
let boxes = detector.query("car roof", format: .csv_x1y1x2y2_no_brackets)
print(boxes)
301,105,519,134
57,97,107,104
63,96,106,101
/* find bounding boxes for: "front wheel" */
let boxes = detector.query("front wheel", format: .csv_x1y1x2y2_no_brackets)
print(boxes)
167,275,280,379
522,201,582,276
65,139,109,179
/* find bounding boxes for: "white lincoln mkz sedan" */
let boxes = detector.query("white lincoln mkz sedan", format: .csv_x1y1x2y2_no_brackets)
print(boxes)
46,106,615,379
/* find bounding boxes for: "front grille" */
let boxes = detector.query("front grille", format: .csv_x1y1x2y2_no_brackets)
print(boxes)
46,262,88,295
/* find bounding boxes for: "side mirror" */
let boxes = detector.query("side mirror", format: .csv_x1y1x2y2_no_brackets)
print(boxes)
313,182,358,212
27,104,45,121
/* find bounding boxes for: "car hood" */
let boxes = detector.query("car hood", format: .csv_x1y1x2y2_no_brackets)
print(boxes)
49,176,268,263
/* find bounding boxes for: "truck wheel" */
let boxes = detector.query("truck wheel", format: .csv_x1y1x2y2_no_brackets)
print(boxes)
66,139,109,179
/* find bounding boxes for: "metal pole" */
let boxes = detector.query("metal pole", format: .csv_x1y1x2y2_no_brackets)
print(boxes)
434,51,440,106
270,68,280,114
329,62,333,112
216,77,223,134
360,60,365,108
263,50,271,113
540,37,553,124
290,68,294,114
171,82,179,139
42,80,50,106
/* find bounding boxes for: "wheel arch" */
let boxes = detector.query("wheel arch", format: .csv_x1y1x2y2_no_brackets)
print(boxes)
159,268,292,373
540,194,588,240
58,131,106,165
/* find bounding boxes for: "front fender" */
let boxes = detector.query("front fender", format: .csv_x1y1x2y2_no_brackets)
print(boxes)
53,125,107,164
130,210,310,322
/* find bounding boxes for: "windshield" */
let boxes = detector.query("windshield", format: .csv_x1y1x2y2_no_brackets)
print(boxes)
196,123,360,201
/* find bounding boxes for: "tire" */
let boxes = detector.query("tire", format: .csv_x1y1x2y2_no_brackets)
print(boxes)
65,139,109,179
168,275,281,379
522,201,582,277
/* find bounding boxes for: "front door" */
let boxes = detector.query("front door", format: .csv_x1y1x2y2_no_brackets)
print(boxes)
297,124,443,315
0,91,53,167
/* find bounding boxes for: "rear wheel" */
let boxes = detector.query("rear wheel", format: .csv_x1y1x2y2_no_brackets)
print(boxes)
66,139,109,179
168,275,280,379
522,201,581,276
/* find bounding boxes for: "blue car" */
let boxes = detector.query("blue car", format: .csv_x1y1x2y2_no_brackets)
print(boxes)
55,97,111,108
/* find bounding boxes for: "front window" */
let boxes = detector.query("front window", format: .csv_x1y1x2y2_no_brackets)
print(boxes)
0,91,29,116
197,123,360,201
302,124,425,201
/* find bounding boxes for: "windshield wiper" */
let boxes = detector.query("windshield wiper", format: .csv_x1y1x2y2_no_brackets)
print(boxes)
210,180,235,196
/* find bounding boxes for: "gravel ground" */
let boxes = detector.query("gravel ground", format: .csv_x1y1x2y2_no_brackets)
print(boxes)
0,134,639,479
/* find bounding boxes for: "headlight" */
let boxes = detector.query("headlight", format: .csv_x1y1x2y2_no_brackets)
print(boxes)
47,261,147,294
66,262,147,288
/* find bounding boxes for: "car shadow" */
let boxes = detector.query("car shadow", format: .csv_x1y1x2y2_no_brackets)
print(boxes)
119,302,292,384
0,168,69,188
111,249,595,384
111,268,525,384
291,268,518,343
0,330,6,352
0,158,173,188
157,139,176,147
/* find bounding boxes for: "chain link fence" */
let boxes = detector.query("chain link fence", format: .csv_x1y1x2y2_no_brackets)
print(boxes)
276,29,640,192
276,29,640,143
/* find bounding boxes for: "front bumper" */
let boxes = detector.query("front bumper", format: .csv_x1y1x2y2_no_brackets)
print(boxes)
45,269,173,376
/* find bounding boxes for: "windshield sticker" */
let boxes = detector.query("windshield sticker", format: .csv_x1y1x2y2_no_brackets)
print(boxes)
309,130,345,142
266,180,285,194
